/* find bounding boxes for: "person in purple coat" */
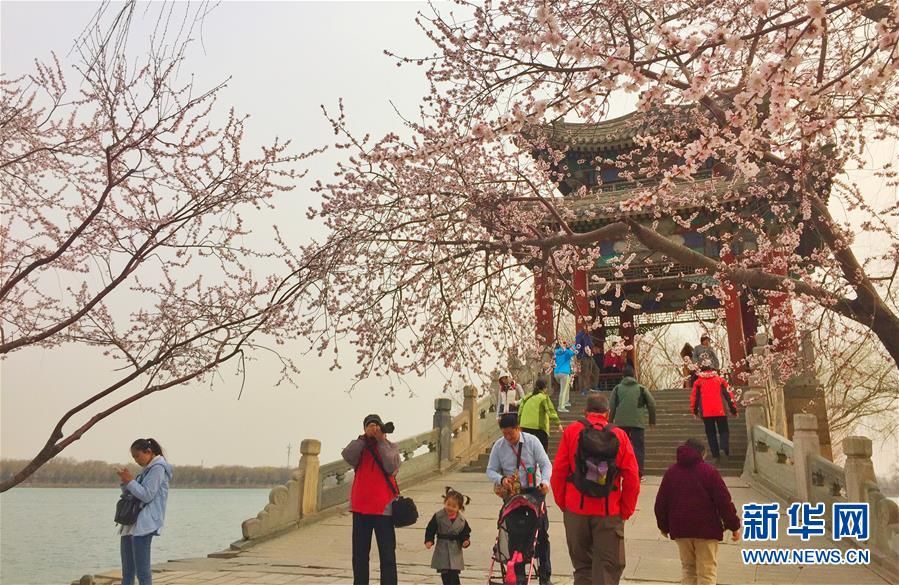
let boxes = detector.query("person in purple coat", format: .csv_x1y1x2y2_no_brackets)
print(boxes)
654,439,741,585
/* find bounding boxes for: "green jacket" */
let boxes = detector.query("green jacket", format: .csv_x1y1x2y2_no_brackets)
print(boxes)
517,392,561,433
609,377,657,428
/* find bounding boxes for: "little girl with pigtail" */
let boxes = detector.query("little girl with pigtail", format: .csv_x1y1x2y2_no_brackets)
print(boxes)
424,486,472,585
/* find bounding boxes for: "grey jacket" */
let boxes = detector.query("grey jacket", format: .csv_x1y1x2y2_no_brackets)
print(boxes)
341,437,401,474
692,345,720,370
425,509,471,571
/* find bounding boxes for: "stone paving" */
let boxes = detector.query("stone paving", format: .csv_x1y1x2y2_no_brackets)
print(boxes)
82,472,895,585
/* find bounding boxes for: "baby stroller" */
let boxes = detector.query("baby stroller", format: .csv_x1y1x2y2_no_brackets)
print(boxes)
487,491,546,585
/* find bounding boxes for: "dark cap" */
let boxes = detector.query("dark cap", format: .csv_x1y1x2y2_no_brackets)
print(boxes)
700,334,711,341
700,365,715,372
498,413,519,429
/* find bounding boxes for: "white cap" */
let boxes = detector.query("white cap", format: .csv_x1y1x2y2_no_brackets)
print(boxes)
498,371,512,380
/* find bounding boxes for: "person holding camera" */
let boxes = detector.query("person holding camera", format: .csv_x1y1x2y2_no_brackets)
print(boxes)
342,414,401,585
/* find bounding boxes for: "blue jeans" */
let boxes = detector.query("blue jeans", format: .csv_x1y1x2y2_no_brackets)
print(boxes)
121,534,154,585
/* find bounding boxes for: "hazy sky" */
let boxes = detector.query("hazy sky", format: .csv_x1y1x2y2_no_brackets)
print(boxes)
0,1,460,469
1,2,896,476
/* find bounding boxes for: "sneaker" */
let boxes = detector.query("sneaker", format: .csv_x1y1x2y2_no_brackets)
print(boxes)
558,408,569,413
640,476,646,483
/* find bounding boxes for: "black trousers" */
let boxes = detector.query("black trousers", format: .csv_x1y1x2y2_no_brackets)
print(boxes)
521,427,549,452
352,512,397,585
440,570,461,585
703,416,730,458
620,426,645,477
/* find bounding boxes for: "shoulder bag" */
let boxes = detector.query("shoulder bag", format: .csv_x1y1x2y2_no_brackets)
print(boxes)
114,472,144,526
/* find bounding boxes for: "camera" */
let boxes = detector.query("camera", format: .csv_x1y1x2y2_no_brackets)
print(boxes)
382,422,395,434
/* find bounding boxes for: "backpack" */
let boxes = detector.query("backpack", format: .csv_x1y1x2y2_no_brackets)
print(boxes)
568,418,620,510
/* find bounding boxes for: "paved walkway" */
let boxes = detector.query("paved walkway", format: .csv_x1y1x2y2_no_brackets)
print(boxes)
83,472,894,585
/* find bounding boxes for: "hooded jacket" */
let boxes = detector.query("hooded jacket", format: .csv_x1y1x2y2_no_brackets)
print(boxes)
123,455,174,537
691,371,737,418
654,445,741,540
342,436,401,515
554,346,576,375
550,412,640,519
609,377,657,428
517,391,562,433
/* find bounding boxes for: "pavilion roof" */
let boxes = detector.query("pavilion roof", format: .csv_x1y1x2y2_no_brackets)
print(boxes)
543,111,644,152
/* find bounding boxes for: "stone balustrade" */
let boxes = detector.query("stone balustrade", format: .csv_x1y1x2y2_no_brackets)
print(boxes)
236,387,498,547
741,390,899,572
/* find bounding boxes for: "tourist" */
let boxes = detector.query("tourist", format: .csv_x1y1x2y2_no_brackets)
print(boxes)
424,487,472,585
518,377,564,451
554,340,576,413
609,365,656,479
575,328,596,393
691,334,720,371
690,367,738,460
601,336,627,391
496,371,525,418
342,414,401,585
116,438,174,585
654,438,741,585
680,342,695,389
486,413,553,585
551,393,640,585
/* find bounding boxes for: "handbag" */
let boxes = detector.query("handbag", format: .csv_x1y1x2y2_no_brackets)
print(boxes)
114,473,144,525
366,442,419,527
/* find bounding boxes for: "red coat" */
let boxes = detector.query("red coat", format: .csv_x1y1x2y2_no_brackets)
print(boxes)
654,445,741,540
603,350,625,370
691,372,737,418
551,412,640,519
343,437,399,515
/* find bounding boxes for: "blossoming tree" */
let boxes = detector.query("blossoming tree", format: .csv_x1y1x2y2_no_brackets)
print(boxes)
312,0,898,386
0,2,323,491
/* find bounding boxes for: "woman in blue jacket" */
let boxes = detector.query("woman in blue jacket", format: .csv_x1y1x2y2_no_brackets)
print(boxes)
116,438,174,585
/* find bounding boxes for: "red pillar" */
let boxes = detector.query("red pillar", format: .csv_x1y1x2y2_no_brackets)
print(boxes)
574,267,589,332
740,292,759,354
722,254,748,383
767,253,797,354
620,307,635,368
534,268,554,345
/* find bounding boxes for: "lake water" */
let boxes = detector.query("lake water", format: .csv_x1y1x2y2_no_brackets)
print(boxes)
0,488,270,585
2,489,898,585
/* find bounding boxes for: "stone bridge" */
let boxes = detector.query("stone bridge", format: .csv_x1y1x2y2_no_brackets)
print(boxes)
78,382,899,585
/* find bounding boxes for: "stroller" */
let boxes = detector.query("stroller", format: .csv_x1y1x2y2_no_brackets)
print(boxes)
488,491,546,585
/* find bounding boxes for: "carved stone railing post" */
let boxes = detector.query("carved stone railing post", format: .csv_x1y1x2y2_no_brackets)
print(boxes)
843,436,876,504
463,385,478,444
792,414,820,502
434,397,453,469
742,389,766,476
299,439,321,518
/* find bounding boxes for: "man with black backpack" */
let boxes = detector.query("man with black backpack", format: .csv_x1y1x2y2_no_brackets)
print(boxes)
551,393,640,585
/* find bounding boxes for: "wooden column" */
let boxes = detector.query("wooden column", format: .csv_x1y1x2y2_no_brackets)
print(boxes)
722,254,748,383
740,292,759,356
534,268,554,345
620,307,635,369
573,267,589,332
767,252,797,354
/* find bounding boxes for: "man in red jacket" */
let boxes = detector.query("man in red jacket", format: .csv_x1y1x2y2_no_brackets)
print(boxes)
551,393,640,585
690,366,738,460
342,414,401,585
654,439,741,585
